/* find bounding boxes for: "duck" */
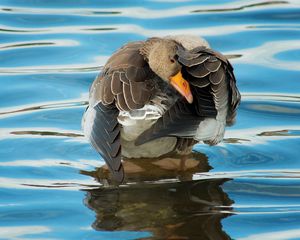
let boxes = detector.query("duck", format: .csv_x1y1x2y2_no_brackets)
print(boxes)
82,35,241,183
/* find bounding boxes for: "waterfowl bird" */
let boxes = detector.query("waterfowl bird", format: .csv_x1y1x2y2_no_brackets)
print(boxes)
82,35,241,183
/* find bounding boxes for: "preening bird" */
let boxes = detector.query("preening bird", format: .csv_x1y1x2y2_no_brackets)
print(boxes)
82,35,241,183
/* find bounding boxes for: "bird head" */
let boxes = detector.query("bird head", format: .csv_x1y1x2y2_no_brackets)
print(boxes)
148,40,193,104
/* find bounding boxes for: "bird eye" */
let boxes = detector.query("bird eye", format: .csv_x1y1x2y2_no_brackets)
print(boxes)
170,58,175,63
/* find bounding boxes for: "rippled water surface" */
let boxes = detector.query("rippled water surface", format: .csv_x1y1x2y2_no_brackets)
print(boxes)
1,0,300,239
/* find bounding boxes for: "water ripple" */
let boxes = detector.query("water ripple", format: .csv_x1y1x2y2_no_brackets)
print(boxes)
192,1,289,13
0,39,79,50
1,0,300,239
0,99,87,117
0,0,297,18
235,40,300,70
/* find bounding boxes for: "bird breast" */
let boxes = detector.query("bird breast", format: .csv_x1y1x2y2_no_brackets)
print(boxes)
117,100,178,159
118,104,164,141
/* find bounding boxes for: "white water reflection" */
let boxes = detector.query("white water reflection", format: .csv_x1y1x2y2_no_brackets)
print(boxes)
0,177,98,190
225,126,300,145
193,169,300,181
0,158,99,168
242,93,300,102
0,40,79,51
2,23,299,36
232,40,300,71
0,0,298,18
0,63,103,74
0,226,51,239
0,97,87,118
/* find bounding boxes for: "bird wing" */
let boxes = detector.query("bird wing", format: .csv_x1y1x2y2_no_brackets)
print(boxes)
177,46,241,125
83,103,124,182
84,41,154,182
89,41,155,111
135,100,203,145
135,46,240,145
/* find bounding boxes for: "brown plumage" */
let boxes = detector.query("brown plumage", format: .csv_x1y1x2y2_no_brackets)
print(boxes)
82,35,241,183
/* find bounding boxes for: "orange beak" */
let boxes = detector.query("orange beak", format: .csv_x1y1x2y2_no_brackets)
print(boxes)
169,71,193,104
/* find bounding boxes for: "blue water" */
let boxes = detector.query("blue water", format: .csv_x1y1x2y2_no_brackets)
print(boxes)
1,0,300,239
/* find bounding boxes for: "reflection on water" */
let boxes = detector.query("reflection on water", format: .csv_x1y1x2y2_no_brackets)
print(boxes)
258,129,300,137
191,1,289,13
10,130,83,138
85,179,232,239
82,152,210,184
0,100,87,116
82,153,232,239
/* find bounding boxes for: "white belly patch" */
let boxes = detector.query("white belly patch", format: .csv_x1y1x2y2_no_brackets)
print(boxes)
118,104,177,158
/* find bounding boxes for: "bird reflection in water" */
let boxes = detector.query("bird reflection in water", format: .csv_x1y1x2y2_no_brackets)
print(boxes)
82,152,233,239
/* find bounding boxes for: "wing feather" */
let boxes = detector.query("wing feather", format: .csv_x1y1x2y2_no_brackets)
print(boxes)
83,103,124,182
135,100,203,146
204,60,222,72
177,46,241,125
186,64,210,78
89,41,154,112
111,71,122,95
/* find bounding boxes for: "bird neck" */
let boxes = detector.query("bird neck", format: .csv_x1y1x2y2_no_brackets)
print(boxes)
139,37,163,61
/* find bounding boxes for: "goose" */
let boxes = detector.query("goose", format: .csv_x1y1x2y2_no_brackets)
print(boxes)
82,35,241,183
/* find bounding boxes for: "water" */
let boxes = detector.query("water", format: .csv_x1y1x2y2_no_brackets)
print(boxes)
1,0,300,239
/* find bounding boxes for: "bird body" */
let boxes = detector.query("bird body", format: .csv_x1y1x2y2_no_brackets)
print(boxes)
82,35,240,182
